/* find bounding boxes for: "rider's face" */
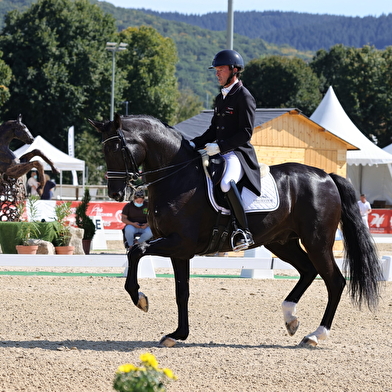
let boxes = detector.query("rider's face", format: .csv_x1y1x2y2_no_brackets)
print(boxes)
215,65,234,87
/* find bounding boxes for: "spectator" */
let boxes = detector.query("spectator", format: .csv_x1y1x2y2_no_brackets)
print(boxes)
121,191,153,249
27,169,40,196
357,194,372,228
40,174,56,200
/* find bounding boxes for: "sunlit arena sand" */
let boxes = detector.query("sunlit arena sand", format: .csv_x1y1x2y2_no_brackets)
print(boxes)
0,239,391,392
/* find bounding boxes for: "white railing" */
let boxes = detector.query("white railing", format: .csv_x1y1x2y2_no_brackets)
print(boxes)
52,185,109,201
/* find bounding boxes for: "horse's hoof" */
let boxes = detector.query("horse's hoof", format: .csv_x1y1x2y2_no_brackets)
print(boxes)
285,318,300,336
136,292,148,312
159,336,177,347
299,335,318,347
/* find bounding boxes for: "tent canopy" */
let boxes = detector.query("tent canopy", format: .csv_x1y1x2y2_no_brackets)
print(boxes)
310,86,392,166
310,86,392,204
13,135,85,171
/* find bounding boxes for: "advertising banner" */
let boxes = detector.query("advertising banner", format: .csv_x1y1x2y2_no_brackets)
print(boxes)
368,209,392,234
69,201,127,230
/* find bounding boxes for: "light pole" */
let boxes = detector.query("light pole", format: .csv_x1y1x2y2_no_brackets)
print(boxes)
106,42,128,121
122,101,129,116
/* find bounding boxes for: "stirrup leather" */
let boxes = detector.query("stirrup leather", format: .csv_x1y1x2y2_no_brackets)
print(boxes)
230,229,254,252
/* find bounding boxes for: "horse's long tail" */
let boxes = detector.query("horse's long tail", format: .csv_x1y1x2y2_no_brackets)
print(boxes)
330,173,382,309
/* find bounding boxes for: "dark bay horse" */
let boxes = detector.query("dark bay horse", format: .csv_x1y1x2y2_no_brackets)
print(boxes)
0,115,59,193
89,113,382,348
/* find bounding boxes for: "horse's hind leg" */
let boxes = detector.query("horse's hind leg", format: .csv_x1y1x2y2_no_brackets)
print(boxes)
299,244,346,346
265,240,319,339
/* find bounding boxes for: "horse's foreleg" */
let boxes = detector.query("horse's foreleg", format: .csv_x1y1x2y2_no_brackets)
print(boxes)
124,246,148,311
159,257,190,347
20,150,60,174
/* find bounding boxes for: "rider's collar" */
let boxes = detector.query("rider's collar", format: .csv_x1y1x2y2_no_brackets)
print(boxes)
222,79,239,97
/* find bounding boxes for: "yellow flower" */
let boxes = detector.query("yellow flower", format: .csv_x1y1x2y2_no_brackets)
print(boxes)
139,353,159,369
162,368,178,380
117,363,137,373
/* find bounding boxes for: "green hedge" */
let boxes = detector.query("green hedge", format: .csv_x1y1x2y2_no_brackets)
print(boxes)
0,222,57,254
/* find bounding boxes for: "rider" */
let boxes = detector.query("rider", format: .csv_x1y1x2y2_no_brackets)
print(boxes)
189,49,261,251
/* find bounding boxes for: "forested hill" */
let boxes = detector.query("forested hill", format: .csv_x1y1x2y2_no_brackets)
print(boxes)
141,10,392,51
3,1,391,52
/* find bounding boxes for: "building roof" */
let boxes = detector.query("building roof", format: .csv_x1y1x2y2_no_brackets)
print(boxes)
175,108,357,149
175,108,300,140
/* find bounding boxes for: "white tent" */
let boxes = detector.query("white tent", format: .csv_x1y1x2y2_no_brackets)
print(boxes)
310,86,392,205
13,135,85,197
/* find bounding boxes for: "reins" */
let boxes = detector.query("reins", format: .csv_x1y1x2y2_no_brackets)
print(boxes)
102,127,200,191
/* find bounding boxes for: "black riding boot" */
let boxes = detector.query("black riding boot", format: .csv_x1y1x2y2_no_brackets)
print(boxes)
225,180,254,251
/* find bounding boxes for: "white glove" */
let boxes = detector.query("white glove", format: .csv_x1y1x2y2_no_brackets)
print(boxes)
189,140,196,148
205,143,220,156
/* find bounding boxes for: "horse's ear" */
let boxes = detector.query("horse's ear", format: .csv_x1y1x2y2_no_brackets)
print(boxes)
17,114,22,123
114,112,122,129
87,118,105,133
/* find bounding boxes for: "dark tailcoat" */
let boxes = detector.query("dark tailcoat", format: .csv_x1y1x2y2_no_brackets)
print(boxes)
191,81,261,196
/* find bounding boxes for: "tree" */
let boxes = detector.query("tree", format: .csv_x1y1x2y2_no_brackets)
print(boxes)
0,52,11,117
116,26,179,124
175,89,203,123
311,45,392,147
242,55,321,116
0,0,117,174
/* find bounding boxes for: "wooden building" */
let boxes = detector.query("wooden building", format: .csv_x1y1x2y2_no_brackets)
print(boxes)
176,108,358,177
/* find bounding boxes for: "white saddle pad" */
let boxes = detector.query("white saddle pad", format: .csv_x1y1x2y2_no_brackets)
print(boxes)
205,167,280,215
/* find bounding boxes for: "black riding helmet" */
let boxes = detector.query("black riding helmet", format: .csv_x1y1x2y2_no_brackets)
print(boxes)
209,49,245,72
209,50,244,86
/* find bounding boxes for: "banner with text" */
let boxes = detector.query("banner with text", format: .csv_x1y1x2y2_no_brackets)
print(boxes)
68,201,127,230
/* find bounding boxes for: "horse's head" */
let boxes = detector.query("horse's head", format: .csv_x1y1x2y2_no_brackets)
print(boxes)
88,113,141,201
1,114,34,144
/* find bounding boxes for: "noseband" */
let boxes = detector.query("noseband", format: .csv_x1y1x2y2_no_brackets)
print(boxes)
102,127,200,192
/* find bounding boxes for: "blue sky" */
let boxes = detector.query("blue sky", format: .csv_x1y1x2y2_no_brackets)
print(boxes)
106,0,392,17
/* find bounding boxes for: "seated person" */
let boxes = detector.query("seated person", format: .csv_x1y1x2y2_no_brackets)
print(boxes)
121,191,153,249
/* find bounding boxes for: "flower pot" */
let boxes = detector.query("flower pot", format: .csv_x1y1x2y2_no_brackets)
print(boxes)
82,239,92,255
16,245,39,255
55,245,75,255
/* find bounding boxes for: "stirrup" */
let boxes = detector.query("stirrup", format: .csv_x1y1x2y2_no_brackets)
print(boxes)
230,229,254,252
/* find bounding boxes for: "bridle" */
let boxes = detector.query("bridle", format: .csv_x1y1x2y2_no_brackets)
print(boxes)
102,127,200,192
102,127,139,184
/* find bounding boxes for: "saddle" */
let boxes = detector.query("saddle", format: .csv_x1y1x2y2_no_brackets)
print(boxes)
206,154,229,208
199,150,279,254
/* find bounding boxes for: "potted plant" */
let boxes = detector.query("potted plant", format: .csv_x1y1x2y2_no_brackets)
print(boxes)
15,195,41,254
52,201,74,254
75,188,96,254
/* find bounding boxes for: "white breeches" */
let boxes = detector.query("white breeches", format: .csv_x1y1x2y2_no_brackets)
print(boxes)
220,152,244,192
